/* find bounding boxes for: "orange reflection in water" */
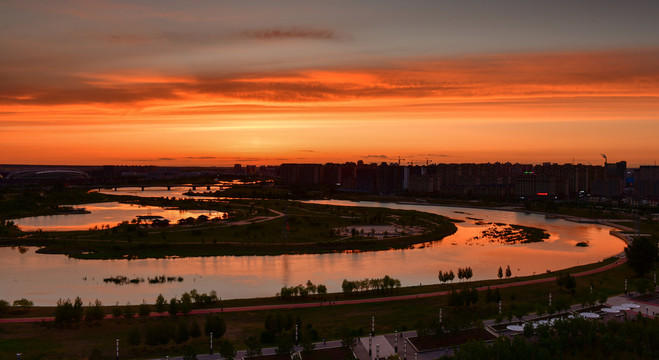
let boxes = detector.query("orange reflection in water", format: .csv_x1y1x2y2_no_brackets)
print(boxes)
0,202,625,306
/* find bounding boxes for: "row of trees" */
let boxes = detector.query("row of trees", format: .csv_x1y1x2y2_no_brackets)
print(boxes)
279,280,328,300
556,272,577,293
154,289,219,316
260,313,323,358
438,267,474,284
341,275,401,294
125,314,231,357
54,298,154,326
497,265,512,279
448,288,479,306
0,298,33,313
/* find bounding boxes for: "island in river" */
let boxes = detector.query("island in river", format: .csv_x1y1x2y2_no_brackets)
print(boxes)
2,193,459,259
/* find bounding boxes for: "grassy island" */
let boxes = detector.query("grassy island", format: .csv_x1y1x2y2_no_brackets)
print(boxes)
1,190,458,259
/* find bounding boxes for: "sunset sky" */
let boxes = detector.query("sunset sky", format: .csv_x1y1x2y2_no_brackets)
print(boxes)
2,0,658,167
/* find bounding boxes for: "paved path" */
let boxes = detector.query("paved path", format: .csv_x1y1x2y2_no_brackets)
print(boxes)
0,258,627,324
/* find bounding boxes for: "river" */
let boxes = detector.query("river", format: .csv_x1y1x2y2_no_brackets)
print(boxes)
0,200,624,306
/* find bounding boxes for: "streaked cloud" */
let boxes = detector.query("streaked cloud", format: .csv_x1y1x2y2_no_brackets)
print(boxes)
3,48,658,108
241,27,338,41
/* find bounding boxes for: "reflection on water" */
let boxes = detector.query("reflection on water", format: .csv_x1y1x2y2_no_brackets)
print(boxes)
94,181,263,200
11,202,225,231
0,201,625,306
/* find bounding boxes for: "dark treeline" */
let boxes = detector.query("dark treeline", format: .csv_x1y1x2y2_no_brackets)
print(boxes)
442,316,659,360
341,275,401,295
278,280,328,300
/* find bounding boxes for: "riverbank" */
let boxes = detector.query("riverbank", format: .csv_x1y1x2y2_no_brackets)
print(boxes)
1,255,645,360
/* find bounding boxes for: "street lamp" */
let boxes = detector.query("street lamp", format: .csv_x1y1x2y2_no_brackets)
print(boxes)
394,330,398,352
404,338,407,360
369,334,372,356
210,332,213,355
116,339,119,360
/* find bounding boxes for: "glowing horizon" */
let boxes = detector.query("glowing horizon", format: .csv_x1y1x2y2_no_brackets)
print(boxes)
2,1,658,167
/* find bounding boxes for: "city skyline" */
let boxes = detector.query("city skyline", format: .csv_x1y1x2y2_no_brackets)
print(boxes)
2,1,659,167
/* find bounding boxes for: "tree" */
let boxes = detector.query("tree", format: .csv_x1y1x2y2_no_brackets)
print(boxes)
438,270,454,284
112,305,123,319
306,280,317,295
55,298,76,325
634,277,653,295
182,344,198,360
275,331,294,356
497,266,503,280
219,340,237,360
175,320,190,344
625,236,659,276
245,335,263,356
180,293,193,315
317,284,327,296
505,265,512,279
128,326,142,347
205,314,227,338
556,273,577,293
300,330,316,354
190,321,202,338
138,301,150,317
155,294,166,315
554,296,570,314
0,299,9,314
12,298,33,310
85,299,104,322
465,267,473,281
486,287,494,303
123,303,135,318
168,297,179,317
89,348,106,360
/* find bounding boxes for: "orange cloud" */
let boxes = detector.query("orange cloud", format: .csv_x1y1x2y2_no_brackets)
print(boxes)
2,48,657,109
2,48,658,166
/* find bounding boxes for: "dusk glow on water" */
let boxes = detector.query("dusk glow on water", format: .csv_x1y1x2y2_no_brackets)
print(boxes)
11,202,225,231
1,202,624,306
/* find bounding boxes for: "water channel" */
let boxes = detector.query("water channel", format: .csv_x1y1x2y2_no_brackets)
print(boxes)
1,198,625,306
